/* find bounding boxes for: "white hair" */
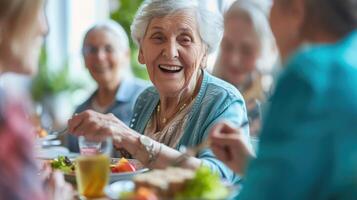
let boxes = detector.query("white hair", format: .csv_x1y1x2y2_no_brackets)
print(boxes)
83,20,133,78
223,0,277,73
83,20,129,52
130,0,223,54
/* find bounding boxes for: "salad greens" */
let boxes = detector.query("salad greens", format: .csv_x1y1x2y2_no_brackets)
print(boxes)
50,156,75,174
175,166,229,200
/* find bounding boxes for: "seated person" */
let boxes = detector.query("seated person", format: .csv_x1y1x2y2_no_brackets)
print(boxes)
0,0,73,199
67,0,248,184
210,0,357,199
213,0,277,136
67,20,148,152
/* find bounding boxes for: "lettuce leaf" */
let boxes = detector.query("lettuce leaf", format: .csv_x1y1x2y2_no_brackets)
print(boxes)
175,166,229,200
50,156,75,174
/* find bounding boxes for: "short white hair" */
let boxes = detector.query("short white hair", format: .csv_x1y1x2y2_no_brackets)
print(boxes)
224,0,277,72
83,20,129,52
130,0,223,54
83,20,133,78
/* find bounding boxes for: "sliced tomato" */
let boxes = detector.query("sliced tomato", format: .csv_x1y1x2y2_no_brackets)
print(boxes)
116,161,136,172
110,165,120,173
135,187,158,200
110,158,136,173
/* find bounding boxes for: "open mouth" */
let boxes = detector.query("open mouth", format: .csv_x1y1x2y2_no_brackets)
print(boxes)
158,65,183,73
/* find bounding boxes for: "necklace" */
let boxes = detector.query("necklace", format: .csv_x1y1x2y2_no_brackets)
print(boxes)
156,102,189,125
156,95,195,127
156,78,201,128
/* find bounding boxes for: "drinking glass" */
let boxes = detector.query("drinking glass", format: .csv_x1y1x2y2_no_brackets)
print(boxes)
76,136,112,199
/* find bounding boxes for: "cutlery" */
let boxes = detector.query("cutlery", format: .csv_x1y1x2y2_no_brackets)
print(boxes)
48,127,68,137
172,120,249,166
41,139,62,147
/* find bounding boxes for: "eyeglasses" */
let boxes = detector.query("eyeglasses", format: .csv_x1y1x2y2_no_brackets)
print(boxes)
83,45,116,56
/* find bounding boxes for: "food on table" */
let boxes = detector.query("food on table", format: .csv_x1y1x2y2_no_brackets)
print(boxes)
36,127,48,138
110,158,136,173
76,154,110,198
121,187,159,200
175,166,229,199
122,166,229,200
50,156,137,174
50,156,75,174
133,167,195,197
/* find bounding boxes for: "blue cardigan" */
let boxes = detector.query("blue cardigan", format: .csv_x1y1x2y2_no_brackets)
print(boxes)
130,70,249,183
238,30,357,199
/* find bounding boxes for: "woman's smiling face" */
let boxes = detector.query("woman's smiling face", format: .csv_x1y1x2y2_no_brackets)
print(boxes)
138,10,207,96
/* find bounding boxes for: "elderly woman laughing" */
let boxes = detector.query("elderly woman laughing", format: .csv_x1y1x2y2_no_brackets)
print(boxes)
68,0,248,183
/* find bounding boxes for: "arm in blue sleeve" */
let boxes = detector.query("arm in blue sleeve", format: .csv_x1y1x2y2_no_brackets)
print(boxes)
238,69,332,200
200,100,249,184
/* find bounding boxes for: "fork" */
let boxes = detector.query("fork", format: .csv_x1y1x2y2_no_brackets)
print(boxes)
49,127,68,137
171,139,211,167
172,120,249,166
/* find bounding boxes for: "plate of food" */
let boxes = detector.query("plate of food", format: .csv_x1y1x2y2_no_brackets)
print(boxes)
105,180,135,199
50,156,149,184
105,166,236,200
35,127,58,142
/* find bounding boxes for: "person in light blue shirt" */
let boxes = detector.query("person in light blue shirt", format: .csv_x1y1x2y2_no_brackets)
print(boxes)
66,0,248,184
66,21,148,153
75,78,148,126
210,0,357,199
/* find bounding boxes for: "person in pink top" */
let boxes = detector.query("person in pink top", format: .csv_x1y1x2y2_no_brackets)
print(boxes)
0,0,73,199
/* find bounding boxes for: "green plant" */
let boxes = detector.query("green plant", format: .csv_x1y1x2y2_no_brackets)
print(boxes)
31,49,82,102
111,0,149,80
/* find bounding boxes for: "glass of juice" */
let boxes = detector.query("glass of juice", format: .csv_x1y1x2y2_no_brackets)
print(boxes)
76,136,112,199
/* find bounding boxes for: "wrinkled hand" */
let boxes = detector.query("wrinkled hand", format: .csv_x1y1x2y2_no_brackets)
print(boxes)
67,110,138,147
47,171,74,200
209,121,255,175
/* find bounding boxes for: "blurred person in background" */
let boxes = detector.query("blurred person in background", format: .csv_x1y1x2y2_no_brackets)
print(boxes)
210,0,357,199
67,0,248,184
0,0,73,199
66,20,148,153
213,0,277,137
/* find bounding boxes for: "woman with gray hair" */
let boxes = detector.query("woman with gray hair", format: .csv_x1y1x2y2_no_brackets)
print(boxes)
213,0,277,136
210,0,357,198
66,20,148,153
68,0,248,183
214,0,276,92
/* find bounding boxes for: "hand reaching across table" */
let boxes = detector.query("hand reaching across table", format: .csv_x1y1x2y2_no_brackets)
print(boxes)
209,121,255,175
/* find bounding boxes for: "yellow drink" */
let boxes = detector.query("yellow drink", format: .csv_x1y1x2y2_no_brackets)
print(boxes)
75,154,110,198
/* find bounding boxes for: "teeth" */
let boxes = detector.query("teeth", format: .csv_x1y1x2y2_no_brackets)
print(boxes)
159,65,182,71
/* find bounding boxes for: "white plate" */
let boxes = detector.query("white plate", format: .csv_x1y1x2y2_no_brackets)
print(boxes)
36,134,57,141
104,174,241,200
64,158,149,184
105,180,134,199
104,178,241,200
36,146,75,160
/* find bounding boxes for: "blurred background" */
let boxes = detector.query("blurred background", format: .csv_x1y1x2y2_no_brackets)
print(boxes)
0,0,270,130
